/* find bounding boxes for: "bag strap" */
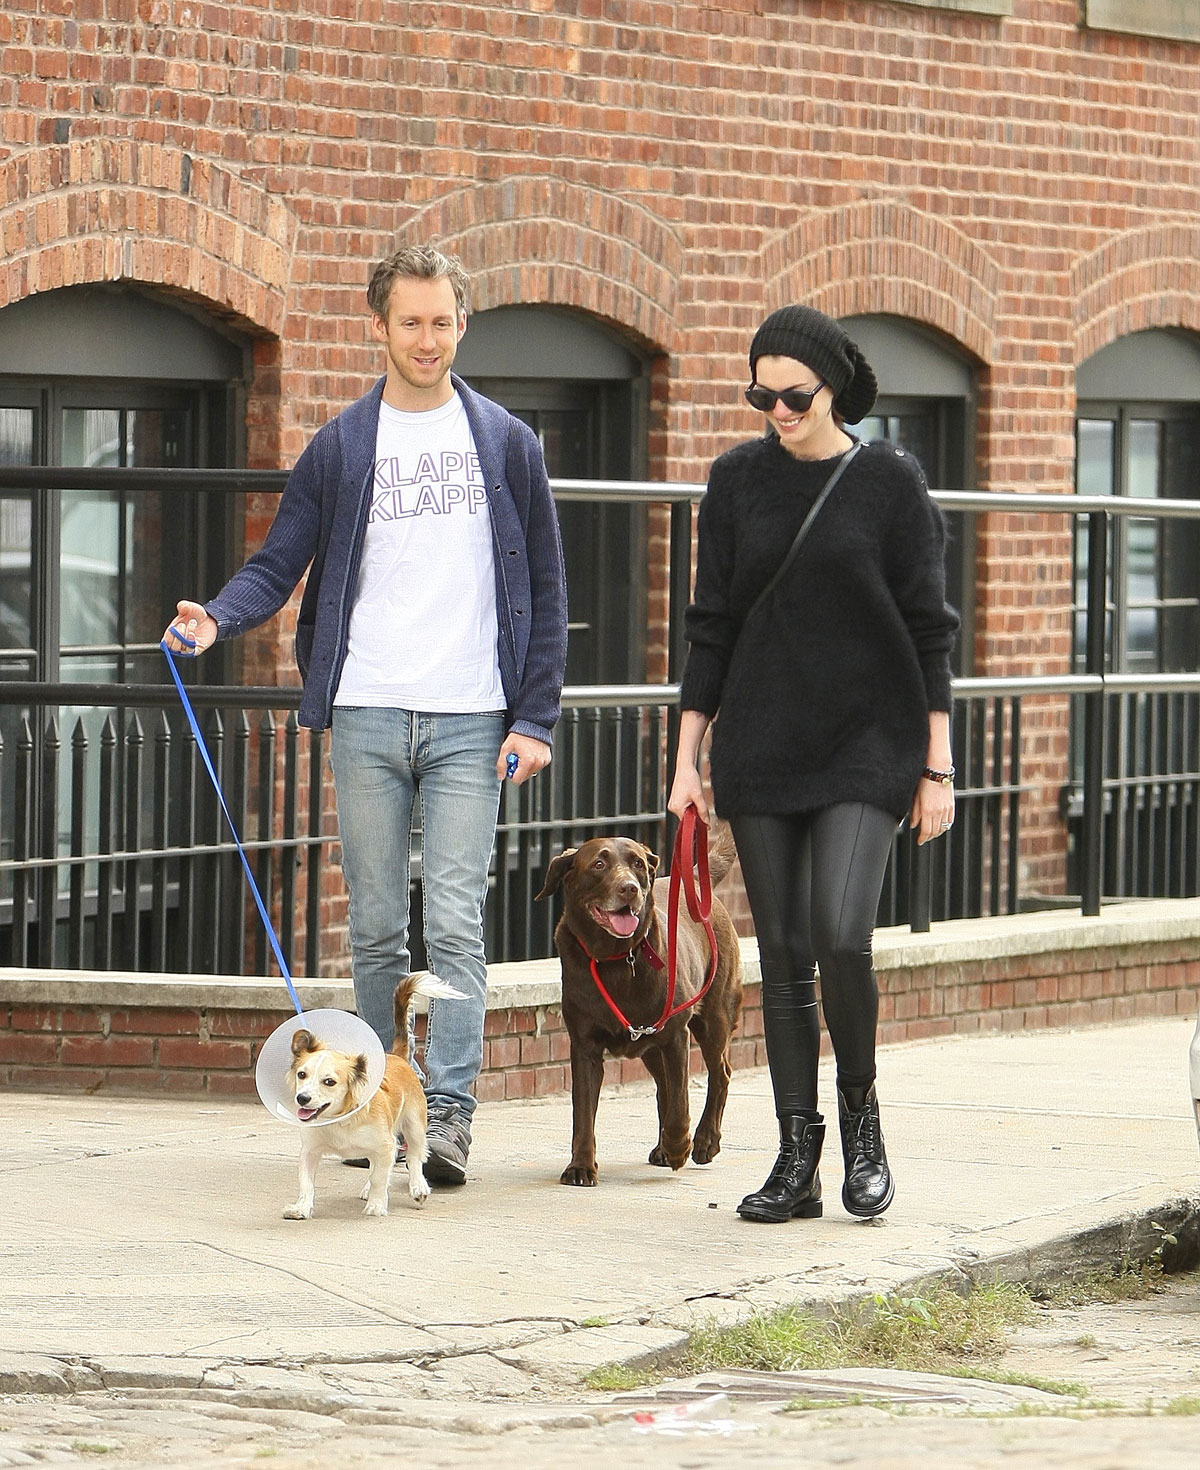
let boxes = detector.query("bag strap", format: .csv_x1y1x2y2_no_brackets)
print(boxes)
745,439,862,623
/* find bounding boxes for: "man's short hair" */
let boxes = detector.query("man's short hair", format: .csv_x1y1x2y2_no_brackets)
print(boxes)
366,244,471,320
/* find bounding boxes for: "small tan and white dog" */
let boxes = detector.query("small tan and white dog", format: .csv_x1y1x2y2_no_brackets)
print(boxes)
282,973,460,1220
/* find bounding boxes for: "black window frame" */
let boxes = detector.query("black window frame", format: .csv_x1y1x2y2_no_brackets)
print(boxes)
1073,400,1200,678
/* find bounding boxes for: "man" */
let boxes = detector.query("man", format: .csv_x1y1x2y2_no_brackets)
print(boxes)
164,244,568,1185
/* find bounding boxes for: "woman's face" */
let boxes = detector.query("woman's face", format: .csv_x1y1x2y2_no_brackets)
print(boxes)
751,354,839,458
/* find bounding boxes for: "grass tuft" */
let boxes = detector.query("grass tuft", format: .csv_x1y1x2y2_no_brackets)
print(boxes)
1032,1260,1164,1309
585,1363,659,1392
677,1282,1034,1380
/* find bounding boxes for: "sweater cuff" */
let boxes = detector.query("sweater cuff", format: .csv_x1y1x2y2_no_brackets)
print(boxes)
508,718,554,748
921,658,954,714
680,648,727,719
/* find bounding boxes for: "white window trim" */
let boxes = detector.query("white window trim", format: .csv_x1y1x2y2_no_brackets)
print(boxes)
1084,1,1200,44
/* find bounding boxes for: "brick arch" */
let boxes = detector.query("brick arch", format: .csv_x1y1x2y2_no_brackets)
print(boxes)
398,178,683,355
760,201,1000,366
1072,223,1200,362
0,140,297,337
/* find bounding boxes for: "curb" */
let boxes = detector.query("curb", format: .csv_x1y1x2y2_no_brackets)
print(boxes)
3,1196,1197,1411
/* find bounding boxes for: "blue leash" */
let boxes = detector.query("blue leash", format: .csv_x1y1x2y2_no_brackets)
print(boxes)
161,634,304,1017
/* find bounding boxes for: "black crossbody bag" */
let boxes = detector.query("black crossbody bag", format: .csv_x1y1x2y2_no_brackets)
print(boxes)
744,440,862,623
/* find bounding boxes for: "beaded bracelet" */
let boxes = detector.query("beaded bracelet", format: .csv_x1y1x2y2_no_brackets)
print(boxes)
922,766,955,785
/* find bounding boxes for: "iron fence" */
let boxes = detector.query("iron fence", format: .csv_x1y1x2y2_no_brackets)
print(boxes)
1,468,1198,973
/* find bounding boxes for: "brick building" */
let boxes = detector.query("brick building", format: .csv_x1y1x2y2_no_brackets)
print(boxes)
2,0,1199,962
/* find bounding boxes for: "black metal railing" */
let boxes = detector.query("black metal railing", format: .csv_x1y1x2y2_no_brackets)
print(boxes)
1,467,1199,973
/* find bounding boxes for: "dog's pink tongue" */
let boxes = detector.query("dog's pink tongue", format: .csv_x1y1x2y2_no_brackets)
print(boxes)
296,1106,319,1122
605,907,640,938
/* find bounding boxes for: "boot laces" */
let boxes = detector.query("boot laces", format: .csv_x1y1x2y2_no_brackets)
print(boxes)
850,1105,882,1162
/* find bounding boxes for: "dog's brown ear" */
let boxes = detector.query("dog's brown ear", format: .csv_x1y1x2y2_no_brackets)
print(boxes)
349,1053,370,1098
535,848,578,900
643,845,660,878
291,1029,315,1057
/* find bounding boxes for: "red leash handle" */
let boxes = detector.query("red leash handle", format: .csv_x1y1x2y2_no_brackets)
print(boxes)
662,805,719,1025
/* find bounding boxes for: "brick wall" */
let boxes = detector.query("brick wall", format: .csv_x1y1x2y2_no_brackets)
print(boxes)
3,911,1197,1099
3,1,1200,910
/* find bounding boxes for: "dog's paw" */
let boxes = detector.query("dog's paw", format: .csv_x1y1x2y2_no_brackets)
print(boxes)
359,1181,371,1202
410,1180,431,1207
560,1164,598,1187
362,1198,389,1217
648,1143,691,1170
692,1135,720,1165
282,1202,313,1220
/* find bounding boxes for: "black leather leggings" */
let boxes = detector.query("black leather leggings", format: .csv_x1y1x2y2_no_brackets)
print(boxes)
730,804,898,1117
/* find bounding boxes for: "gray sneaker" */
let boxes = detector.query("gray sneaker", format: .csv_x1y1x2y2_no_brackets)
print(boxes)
342,1138,406,1169
425,1102,471,1186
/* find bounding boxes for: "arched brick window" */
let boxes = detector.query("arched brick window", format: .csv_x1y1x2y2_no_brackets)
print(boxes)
1074,329,1200,675
0,284,248,686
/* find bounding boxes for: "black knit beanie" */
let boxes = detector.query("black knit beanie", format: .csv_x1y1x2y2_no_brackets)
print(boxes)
749,305,878,422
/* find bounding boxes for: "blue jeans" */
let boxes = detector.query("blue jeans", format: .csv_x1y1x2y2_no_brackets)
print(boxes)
329,708,505,1121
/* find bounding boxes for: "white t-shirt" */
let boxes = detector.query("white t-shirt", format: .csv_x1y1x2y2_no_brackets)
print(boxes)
333,393,506,712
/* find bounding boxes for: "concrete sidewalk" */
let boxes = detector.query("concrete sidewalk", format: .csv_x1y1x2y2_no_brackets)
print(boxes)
2,1015,1197,1412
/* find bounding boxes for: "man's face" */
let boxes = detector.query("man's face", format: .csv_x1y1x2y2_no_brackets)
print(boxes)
371,275,466,402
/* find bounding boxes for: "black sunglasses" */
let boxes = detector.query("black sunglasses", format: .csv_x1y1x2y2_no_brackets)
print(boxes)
744,380,826,415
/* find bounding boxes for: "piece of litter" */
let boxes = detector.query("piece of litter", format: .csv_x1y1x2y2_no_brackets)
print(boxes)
629,1392,739,1436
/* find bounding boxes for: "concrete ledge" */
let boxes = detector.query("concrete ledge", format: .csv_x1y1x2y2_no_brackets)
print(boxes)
873,897,1200,966
2,900,1197,1100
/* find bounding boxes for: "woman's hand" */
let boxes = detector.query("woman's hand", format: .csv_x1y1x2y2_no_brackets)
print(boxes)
668,762,708,823
668,710,712,822
910,774,955,845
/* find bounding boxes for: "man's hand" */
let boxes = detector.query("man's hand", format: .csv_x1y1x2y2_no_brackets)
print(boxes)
162,600,217,656
497,733,551,786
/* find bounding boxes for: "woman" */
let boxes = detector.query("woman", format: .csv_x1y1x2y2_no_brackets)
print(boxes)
668,305,959,1222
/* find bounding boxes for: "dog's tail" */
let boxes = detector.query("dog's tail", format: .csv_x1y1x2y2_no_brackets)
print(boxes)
390,972,467,1062
706,822,739,888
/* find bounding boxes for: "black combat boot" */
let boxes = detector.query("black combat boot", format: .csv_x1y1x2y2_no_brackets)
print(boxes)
837,1082,894,1218
736,1113,825,1223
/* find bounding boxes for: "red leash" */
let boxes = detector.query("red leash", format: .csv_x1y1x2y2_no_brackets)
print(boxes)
579,806,719,1041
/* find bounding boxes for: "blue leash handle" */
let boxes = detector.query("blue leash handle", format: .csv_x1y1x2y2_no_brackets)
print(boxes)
161,635,304,1016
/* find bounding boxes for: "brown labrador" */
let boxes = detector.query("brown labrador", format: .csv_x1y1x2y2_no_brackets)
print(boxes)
536,830,744,1186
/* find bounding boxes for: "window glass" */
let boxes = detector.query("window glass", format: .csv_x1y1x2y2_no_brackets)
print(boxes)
0,407,34,466
0,407,35,663
1074,406,1200,676
1161,419,1200,673
1125,421,1160,671
55,400,193,682
1074,418,1115,669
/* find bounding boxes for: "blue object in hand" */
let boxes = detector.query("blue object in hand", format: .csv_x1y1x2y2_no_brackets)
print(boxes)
506,752,519,779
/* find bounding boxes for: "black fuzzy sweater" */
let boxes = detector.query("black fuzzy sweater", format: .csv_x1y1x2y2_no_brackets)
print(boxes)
680,434,959,820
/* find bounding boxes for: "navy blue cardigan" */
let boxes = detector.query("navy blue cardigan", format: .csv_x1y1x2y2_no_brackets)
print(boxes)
205,376,568,740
